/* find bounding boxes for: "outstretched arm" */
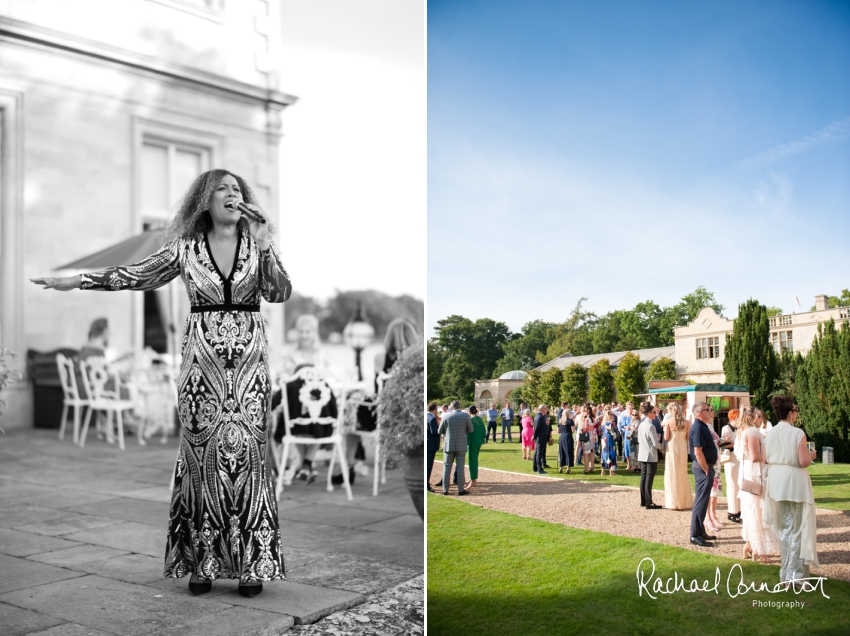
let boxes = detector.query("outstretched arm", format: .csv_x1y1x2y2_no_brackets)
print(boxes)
32,240,181,292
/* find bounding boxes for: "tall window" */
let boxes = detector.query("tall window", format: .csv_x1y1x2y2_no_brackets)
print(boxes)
696,336,720,360
771,331,793,353
139,138,209,355
141,139,209,225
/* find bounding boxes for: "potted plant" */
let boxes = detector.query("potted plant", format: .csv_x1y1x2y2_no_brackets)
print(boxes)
377,336,424,519
0,347,23,434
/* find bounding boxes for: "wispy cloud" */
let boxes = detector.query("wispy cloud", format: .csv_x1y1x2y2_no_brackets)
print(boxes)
738,116,850,170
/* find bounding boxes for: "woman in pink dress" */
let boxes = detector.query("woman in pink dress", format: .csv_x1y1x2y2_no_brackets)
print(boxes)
521,408,535,460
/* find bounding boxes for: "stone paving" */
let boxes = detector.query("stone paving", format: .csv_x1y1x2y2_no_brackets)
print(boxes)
0,428,423,635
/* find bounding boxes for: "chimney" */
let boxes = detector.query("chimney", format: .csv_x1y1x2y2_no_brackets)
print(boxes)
815,294,829,311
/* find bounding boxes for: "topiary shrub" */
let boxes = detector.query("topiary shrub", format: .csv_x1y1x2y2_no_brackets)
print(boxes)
377,336,425,460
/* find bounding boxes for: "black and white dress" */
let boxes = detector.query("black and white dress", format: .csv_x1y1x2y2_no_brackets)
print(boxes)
80,228,291,582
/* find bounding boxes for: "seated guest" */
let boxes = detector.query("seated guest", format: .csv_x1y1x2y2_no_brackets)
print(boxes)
76,317,131,400
278,314,332,484
764,396,818,583
373,318,418,393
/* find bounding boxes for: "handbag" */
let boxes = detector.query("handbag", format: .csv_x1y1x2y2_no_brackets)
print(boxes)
741,478,761,496
578,431,590,443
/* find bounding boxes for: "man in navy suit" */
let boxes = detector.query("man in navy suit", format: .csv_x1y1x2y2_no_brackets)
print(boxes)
426,403,440,493
532,404,551,474
690,402,718,547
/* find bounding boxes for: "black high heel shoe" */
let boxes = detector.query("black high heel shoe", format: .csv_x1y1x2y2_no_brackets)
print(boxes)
238,581,263,597
188,574,212,595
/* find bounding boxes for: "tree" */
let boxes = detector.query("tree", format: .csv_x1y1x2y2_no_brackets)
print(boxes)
657,287,726,346
540,298,598,361
543,288,725,360
433,315,511,401
615,352,645,405
560,363,588,404
426,340,445,400
539,367,563,409
774,350,804,399
646,357,677,381
796,319,850,462
766,307,783,318
507,387,524,408
319,290,424,340
723,300,778,416
675,286,725,321
492,320,556,377
591,310,636,354
521,369,542,409
588,359,614,404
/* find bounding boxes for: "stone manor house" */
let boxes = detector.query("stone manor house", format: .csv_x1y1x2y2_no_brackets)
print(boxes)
475,295,849,410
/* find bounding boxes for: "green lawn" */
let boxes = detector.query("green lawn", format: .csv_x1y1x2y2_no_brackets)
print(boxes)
438,433,850,511
428,495,850,636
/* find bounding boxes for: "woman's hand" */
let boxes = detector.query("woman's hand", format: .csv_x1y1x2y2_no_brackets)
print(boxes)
242,203,270,250
30,275,80,291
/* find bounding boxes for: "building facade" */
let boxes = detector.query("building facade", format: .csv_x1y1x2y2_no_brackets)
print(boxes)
674,297,849,383
489,296,849,403
0,0,295,427
474,370,526,411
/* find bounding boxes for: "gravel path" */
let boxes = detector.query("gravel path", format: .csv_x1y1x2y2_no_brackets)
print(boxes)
431,461,850,583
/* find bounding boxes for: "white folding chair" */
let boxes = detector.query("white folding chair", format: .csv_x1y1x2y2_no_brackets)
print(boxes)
78,357,138,450
275,366,352,500
136,365,177,446
56,353,89,444
344,385,387,497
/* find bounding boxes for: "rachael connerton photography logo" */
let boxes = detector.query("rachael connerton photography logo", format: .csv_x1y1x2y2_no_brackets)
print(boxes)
636,557,830,600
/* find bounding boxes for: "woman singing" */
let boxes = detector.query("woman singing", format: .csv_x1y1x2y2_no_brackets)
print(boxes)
31,169,292,598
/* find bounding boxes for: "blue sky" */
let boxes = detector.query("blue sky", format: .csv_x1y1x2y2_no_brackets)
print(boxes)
428,0,850,334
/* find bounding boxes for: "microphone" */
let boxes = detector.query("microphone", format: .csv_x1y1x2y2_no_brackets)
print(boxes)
224,200,266,224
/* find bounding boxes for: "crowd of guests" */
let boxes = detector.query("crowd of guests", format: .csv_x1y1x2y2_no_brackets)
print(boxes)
427,394,819,585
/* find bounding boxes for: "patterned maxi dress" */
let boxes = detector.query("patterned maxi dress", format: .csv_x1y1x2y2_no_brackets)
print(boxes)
79,229,292,582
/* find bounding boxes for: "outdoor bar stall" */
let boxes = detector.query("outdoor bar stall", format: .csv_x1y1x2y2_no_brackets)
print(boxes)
636,380,752,434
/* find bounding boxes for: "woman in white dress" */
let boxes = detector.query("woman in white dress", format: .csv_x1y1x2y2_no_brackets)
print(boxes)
763,395,819,583
735,406,779,562
721,409,741,523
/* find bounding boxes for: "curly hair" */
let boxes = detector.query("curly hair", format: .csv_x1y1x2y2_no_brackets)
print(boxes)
161,169,275,243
